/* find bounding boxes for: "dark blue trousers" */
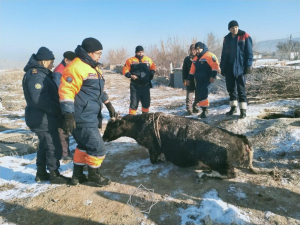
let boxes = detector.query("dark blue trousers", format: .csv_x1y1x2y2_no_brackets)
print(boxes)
72,127,106,156
130,83,150,110
196,81,211,102
36,130,62,171
225,64,247,102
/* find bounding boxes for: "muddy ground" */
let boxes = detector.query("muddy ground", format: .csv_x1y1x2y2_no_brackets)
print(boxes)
0,69,300,225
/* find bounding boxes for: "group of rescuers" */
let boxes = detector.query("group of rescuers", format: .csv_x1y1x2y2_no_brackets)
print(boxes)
22,20,253,186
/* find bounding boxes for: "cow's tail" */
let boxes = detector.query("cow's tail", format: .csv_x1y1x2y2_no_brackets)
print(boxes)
247,146,274,175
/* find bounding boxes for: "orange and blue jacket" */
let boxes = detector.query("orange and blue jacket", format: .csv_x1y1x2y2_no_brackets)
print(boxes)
122,56,156,86
59,46,108,127
188,44,219,82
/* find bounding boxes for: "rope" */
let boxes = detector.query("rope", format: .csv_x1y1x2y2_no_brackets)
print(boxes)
152,112,162,147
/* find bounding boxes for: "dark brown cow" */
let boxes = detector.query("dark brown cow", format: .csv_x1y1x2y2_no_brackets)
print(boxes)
103,112,272,178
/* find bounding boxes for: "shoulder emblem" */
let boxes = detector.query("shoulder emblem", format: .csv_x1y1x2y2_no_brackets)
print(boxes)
212,56,217,62
66,77,73,83
35,83,42,89
32,69,37,74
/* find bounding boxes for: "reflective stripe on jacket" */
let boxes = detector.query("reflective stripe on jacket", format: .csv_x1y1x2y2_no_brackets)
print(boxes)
59,46,108,127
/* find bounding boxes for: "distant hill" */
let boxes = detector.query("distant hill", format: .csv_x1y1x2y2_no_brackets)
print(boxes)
255,37,300,53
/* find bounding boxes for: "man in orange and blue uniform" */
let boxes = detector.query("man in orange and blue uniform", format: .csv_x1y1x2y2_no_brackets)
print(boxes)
59,37,117,186
122,45,156,115
187,42,220,118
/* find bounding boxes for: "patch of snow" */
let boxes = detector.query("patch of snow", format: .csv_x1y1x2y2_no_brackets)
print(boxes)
121,159,174,178
228,185,247,200
178,189,250,225
0,154,72,200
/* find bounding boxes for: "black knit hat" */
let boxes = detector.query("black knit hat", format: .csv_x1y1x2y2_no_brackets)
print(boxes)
228,20,239,30
35,47,55,61
82,37,103,53
63,51,76,60
195,42,204,49
135,45,144,53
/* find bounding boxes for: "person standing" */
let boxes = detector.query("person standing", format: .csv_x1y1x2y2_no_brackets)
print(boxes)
220,20,253,118
122,46,156,115
22,47,70,184
187,42,219,118
182,44,199,115
53,51,76,160
59,38,117,186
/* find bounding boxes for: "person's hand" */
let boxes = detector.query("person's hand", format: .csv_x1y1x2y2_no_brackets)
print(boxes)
105,102,118,118
183,80,187,86
131,75,138,80
63,113,76,135
209,77,215,83
186,80,190,86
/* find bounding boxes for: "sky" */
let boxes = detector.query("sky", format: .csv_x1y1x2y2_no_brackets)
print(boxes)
0,0,299,67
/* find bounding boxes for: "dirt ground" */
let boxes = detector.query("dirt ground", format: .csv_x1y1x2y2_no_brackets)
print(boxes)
0,70,300,225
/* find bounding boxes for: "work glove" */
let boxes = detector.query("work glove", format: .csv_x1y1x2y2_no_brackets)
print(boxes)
63,113,76,135
105,102,118,118
245,67,252,75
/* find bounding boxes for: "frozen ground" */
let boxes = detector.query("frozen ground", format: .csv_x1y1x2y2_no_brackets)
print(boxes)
0,70,300,225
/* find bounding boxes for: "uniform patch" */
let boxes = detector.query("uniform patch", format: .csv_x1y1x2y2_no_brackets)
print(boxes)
212,56,217,62
66,77,73,83
35,83,42,89
32,69,37,74
88,73,97,77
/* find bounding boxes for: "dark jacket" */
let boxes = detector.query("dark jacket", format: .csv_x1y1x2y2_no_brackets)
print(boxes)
52,60,66,87
182,55,196,91
220,29,253,76
22,55,63,132
59,46,108,127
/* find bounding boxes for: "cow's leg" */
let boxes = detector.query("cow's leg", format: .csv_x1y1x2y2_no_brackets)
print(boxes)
149,146,159,164
196,170,228,179
194,160,211,170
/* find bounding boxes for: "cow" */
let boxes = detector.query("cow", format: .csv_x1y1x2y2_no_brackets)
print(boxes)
103,112,273,179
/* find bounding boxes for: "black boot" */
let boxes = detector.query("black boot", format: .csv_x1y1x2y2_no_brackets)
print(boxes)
35,165,50,182
199,107,208,118
69,164,88,185
88,166,111,187
49,169,70,184
240,109,247,118
226,106,237,116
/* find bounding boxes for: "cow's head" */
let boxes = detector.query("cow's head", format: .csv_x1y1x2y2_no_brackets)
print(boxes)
103,117,126,142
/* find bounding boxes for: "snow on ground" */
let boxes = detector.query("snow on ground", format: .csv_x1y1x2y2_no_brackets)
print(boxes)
1,75,300,224
178,189,250,225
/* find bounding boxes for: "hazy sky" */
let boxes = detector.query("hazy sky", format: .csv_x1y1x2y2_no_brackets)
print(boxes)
0,0,299,66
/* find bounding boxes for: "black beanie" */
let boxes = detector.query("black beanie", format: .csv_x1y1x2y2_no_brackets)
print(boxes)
195,42,204,49
35,47,55,61
82,37,103,53
228,20,239,30
63,51,76,60
135,45,144,53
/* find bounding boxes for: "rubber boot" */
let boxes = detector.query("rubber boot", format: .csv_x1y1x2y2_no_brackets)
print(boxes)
199,107,208,118
226,106,237,116
240,109,247,119
49,169,70,184
69,164,88,185
88,166,111,187
35,165,50,182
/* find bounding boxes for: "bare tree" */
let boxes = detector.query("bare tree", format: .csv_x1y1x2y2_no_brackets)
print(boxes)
204,32,222,57
106,47,129,65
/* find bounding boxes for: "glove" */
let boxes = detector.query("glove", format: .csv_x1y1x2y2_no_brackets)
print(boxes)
245,67,252,75
105,102,117,118
63,113,76,135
